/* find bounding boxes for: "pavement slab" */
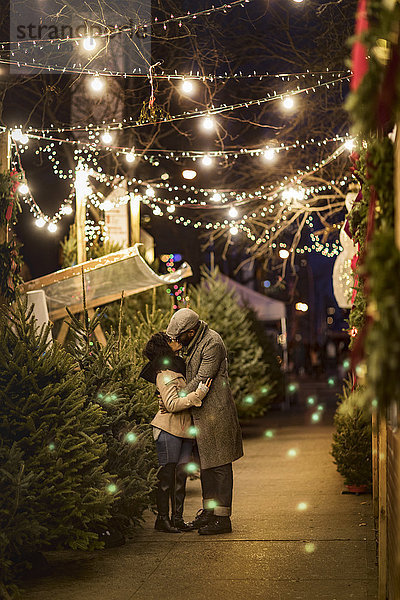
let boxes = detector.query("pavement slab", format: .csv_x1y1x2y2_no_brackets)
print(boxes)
23,396,378,600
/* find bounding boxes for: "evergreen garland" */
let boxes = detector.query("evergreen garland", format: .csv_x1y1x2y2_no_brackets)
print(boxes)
0,240,23,302
0,171,21,228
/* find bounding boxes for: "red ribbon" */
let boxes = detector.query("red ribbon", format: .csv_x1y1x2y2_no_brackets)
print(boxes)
351,0,369,91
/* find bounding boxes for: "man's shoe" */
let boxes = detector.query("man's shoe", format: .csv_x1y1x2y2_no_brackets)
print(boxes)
198,516,232,535
187,509,214,530
154,515,180,533
171,516,194,532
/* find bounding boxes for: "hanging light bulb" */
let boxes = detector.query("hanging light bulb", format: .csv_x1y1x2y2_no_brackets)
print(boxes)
279,248,290,259
210,192,222,202
230,226,239,236
344,138,354,151
167,204,176,213
11,128,23,142
35,217,46,228
18,182,29,195
202,115,215,131
48,222,57,233
101,199,114,211
19,133,29,145
146,187,155,198
292,0,304,3
83,36,97,51
61,204,73,215
229,207,238,218
263,148,275,161
202,155,212,166
181,79,194,94
182,169,197,180
101,131,113,144
90,76,105,92
125,150,136,163
282,96,295,110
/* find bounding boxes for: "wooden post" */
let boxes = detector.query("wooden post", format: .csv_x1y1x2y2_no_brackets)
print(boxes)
0,131,11,245
378,410,388,600
129,193,140,246
372,408,379,520
74,163,88,264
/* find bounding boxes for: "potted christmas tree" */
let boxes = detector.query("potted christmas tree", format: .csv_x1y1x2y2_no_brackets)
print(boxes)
331,380,372,493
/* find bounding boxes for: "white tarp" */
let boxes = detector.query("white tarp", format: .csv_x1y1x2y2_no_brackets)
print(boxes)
22,244,192,320
219,274,286,321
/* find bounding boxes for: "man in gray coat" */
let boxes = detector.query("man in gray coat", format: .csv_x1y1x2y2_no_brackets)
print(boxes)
166,308,243,535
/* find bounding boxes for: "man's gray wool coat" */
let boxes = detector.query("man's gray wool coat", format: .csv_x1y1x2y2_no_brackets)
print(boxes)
183,322,243,470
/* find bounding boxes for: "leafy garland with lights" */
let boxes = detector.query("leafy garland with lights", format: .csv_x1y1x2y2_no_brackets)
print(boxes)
0,170,23,302
346,0,400,413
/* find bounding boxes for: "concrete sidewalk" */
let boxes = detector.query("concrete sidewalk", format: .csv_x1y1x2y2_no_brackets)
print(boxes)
24,397,377,600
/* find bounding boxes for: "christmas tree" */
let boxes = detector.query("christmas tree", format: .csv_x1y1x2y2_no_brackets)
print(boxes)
65,297,161,534
189,267,274,418
331,380,372,487
0,297,112,594
0,444,43,599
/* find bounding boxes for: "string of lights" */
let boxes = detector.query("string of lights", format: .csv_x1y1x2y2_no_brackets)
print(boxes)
2,0,253,47
0,55,351,82
20,73,350,134
14,140,350,242
25,133,350,183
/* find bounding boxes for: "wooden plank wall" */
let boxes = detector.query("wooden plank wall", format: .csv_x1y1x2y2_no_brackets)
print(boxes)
387,426,400,599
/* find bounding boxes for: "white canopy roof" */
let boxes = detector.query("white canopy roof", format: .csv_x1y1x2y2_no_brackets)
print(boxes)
22,244,192,320
219,274,286,321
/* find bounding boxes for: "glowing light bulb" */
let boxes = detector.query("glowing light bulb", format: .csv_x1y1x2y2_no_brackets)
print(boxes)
48,222,57,233
62,205,73,215
202,155,212,166
101,131,112,144
344,138,354,151
230,226,239,236
125,151,135,163
19,133,29,145
263,148,275,161
83,36,96,51
297,502,308,511
161,173,169,180
229,207,238,218
181,79,194,94
279,248,290,259
11,128,22,141
101,199,114,211
182,169,197,180
18,183,29,195
282,96,294,110
210,192,222,202
90,76,104,92
146,187,155,198
292,0,304,3
202,116,215,131
295,302,308,312
287,449,298,457
167,204,175,213
35,217,46,228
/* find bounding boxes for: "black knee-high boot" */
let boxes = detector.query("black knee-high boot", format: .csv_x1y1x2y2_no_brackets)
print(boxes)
155,463,180,533
171,463,193,531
